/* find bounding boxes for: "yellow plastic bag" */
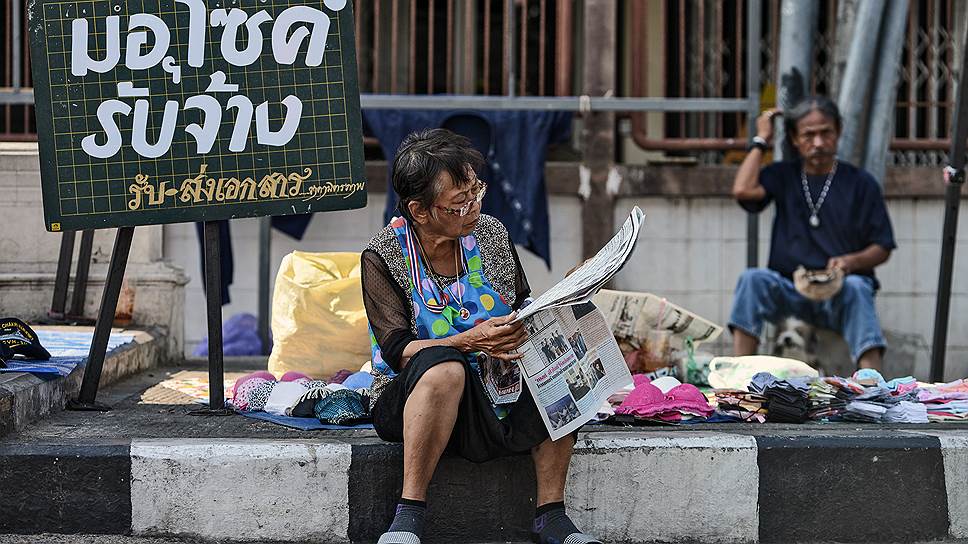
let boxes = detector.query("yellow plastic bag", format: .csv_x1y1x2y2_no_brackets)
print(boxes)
267,251,370,379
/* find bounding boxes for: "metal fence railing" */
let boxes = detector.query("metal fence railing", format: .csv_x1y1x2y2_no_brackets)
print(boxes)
0,0,959,161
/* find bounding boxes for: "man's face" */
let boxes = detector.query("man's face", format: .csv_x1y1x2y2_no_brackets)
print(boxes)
792,109,839,170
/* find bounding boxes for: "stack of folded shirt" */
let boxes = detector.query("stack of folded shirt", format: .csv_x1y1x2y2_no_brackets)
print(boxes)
884,400,929,423
918,379,968,422
842,400,889,422
714,389,768,423
806,378,847,420
749,372,811,423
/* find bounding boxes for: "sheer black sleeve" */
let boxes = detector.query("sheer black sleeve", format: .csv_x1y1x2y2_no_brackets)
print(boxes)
510,243,532,310
360,249,415,372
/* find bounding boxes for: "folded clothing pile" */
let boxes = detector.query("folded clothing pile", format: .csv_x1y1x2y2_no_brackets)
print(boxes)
748,372,811,423
714,389,768,423
918,379,968,422
232,370,372,425
835,370,925,423
806,379,847,420
614,375,713,422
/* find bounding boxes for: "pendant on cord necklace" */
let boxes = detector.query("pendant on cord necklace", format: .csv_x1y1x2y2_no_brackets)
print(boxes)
459,307,471,320
809,214,820,228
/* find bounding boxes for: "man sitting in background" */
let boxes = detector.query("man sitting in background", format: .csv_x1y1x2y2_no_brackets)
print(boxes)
728,96,896,372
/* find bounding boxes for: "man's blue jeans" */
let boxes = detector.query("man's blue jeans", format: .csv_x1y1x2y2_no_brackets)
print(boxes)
728,268,887,363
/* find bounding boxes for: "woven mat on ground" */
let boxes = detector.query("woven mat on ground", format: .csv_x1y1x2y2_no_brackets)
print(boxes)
0,330,135,377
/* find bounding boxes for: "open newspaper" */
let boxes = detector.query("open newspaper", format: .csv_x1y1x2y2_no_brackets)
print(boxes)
481,207,644,440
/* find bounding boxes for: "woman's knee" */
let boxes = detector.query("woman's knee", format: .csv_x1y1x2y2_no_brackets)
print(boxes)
415,360,465,396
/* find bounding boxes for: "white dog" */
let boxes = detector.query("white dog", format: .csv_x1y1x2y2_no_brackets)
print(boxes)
772,316,822,372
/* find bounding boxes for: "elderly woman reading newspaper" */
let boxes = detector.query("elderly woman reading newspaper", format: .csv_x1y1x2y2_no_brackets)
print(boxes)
361,129,602,544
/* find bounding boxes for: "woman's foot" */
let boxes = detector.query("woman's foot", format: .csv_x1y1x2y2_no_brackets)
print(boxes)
378,499,426,544
531,501,602,544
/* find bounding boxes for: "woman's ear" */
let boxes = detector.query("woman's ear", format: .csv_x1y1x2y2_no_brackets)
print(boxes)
408,200,428,225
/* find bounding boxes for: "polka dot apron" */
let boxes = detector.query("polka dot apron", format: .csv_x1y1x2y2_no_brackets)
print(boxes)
369,216,517,406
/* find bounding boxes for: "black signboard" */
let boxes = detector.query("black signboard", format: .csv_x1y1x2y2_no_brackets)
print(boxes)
28,0,366,232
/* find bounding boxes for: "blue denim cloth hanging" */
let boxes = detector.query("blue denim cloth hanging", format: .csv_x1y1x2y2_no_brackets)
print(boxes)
362,109,573,267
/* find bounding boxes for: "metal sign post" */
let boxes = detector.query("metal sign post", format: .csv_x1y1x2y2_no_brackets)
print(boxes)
928,19,968,383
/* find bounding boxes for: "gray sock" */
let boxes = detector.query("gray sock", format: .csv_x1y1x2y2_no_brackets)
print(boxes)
387,498,426,537
532,501,599,544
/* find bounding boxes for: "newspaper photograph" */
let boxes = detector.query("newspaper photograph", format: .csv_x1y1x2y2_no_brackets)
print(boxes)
516,302,634,440
593,289,724,348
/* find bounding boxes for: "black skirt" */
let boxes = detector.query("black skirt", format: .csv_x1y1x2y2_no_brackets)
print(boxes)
371,345,553,463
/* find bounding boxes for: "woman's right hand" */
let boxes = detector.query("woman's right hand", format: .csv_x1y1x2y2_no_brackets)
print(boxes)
462,313,528,361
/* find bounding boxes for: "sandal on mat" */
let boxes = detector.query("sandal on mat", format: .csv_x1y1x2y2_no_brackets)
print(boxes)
531,532,603,544
377,531,421,544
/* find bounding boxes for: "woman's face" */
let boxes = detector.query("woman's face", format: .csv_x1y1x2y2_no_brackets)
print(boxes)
426,168,483,238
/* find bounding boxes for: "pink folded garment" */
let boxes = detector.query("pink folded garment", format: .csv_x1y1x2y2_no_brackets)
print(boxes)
232,371,276,396
280,371,311,382
615,374,714,419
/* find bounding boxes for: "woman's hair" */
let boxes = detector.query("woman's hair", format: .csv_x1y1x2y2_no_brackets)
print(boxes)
391,128,483,220
783,95,842,144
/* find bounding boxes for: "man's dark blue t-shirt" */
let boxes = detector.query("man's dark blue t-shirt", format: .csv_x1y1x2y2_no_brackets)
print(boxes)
739,160,897,285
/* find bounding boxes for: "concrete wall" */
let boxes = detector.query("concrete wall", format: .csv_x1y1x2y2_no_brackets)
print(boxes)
167,191,967,381
0,144,187,360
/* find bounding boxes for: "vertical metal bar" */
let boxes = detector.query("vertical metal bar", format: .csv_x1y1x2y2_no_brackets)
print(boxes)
907,0,917,139
735,0,743,134
391,0,400,93
73,226,135,409
555,0,573,96
409,0,417,94
258,217,271,357
446,0,454,94
373,0,382,92
539,0,547,96
747,0,763,269
678,0,686,134
507,0,516,96
68,230,94,318
503,0,510,95
50,232,76,318
464,0,476,93
698,1,706,136
928,0,938,139
929,14,968,383
485,0,492,94
12,0,21,91
429,0,435,93
519,0,528,96
203,221,225,410
5,1,12,135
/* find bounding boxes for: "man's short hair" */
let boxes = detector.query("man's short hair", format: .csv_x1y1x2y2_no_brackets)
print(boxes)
784,95,843,140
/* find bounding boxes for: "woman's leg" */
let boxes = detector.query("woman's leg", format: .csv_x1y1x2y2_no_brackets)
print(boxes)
532,435,574,505
530,435,600,543
401,360,465,500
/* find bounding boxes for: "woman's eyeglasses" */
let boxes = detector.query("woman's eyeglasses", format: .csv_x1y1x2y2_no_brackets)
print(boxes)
435,181,487,217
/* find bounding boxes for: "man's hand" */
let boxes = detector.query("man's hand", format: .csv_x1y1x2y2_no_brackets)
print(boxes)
756,108,781,142
463,313,527,361
827,255,854,274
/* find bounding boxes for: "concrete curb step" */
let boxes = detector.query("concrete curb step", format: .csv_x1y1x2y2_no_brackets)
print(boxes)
2,430,968,543
0,328,165,437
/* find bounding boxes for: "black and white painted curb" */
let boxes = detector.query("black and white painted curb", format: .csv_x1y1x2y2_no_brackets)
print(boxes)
2,430,967,543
